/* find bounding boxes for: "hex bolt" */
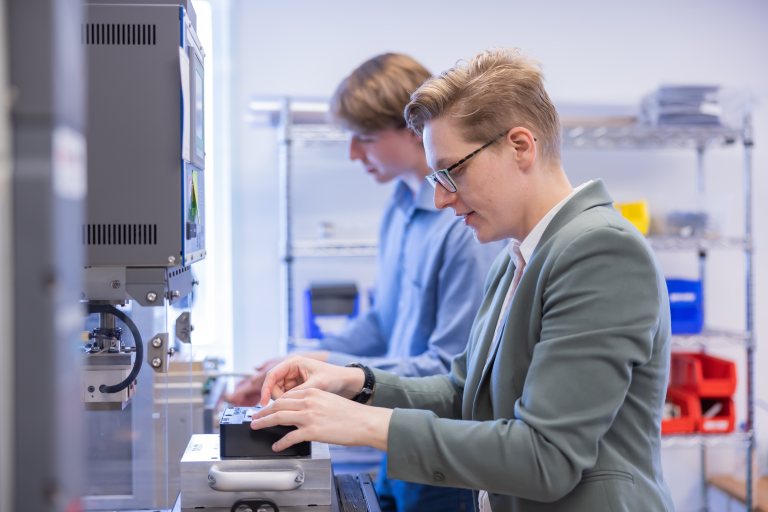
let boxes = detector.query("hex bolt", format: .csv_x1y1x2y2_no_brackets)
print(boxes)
151,357,162,369
146,292,157,303
151,337,163,349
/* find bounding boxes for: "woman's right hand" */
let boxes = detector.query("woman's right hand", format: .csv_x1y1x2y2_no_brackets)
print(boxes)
259,356,365,407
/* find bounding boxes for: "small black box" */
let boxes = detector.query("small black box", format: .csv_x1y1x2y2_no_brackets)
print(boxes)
219,406,311,458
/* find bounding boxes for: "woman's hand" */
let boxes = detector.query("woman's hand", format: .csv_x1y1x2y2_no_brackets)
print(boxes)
251,388,392,452
224,352,330,406
258,356,364,406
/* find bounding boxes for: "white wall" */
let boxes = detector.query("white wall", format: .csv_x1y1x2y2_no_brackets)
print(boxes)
228,1,768,509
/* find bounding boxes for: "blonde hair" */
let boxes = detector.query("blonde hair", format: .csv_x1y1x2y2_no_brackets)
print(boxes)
330,53,431,134
405,48,561,162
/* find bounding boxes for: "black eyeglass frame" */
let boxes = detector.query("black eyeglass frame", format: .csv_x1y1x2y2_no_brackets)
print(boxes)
425,131,508,193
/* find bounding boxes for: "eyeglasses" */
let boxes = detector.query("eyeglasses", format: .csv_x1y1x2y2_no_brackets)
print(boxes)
425,132,507,193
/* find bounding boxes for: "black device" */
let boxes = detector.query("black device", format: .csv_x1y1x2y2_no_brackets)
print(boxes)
219,407,311,458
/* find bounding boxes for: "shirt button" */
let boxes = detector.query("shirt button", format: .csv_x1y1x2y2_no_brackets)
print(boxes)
433,471,445,482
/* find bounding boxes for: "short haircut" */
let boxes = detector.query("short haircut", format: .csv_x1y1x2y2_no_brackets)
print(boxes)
405,48,561,162
330,53,431,134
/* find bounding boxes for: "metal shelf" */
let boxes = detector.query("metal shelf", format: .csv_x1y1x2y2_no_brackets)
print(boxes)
292,235,750,260
671,328,752,349
292,124,347,146
648,235,750,252
661,432,751,448
291,238,378,258
562,123,742,150
286,122,745,150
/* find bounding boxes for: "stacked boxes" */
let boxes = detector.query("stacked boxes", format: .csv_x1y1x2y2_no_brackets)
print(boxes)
663,353,737,435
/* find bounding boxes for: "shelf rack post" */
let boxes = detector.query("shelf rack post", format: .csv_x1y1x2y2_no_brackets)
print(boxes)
278,98,294,351
743,113,755,511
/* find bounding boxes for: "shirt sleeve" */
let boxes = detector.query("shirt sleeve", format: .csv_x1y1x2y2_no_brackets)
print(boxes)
319,309,389,359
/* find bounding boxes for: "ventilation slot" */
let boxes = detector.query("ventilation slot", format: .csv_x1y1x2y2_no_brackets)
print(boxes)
82,23,157,45
169,267,190,277
83,224,157,245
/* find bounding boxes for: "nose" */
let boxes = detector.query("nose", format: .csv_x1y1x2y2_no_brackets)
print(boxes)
349,137,365,162
433,183,455,210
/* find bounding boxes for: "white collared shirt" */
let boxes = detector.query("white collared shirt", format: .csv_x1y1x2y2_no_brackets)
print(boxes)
515,180,592,265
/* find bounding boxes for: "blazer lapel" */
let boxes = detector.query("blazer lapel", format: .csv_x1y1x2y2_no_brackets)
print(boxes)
470,180,614,418
469,254,516,418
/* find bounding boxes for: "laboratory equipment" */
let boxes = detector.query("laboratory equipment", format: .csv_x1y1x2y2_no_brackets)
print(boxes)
80,0,206,508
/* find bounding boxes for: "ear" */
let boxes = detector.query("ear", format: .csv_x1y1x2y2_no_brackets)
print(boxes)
406,128,422,144
505,127,537,171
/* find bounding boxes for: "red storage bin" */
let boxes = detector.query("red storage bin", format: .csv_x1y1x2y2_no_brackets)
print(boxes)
662,388,701,435
670,353,737,397
700,398,735,433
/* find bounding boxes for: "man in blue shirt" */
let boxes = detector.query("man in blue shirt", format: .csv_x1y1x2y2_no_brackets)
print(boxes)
227,53,502,512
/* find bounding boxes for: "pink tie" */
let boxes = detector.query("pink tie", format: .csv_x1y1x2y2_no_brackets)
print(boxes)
487,242,526,363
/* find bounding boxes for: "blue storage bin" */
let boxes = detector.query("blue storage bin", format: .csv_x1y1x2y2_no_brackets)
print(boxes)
303,283,359,339
666,279,704,334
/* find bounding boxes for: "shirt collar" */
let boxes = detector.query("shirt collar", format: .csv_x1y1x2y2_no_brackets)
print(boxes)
393,178,439,214
510,180,593,265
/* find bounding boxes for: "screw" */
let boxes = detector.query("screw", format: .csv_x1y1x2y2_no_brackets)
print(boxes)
146,292,157,303
87,385,95,393
151,337,163,348
168,256,176,264
110,280,121,289
151,357,162,369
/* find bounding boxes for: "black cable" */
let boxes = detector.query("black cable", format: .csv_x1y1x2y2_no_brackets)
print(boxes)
87,304,143,394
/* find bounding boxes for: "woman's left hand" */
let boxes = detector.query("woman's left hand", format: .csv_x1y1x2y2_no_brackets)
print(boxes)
250,388,393,452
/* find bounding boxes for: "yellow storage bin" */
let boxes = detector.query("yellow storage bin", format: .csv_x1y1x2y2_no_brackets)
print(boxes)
615,200,650,235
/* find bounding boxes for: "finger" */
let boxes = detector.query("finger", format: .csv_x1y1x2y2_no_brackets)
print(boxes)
250,410,303,430
252,397,305,419
280,387,314,399
259,367,289,406
272,429,309,452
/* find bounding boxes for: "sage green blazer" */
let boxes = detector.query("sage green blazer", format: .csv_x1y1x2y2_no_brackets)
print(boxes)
372,180,675,511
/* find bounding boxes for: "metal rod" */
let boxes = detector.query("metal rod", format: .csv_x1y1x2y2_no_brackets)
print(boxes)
742,114,755,511
277,98,294,351
694,144,708,511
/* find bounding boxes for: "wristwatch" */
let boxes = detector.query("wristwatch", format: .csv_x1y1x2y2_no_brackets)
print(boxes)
345,363,375,403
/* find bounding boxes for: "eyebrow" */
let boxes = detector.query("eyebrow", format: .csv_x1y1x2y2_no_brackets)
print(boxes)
434,157,455,170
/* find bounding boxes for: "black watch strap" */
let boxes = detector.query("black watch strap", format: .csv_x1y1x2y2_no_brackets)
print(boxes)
346,363,375,403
